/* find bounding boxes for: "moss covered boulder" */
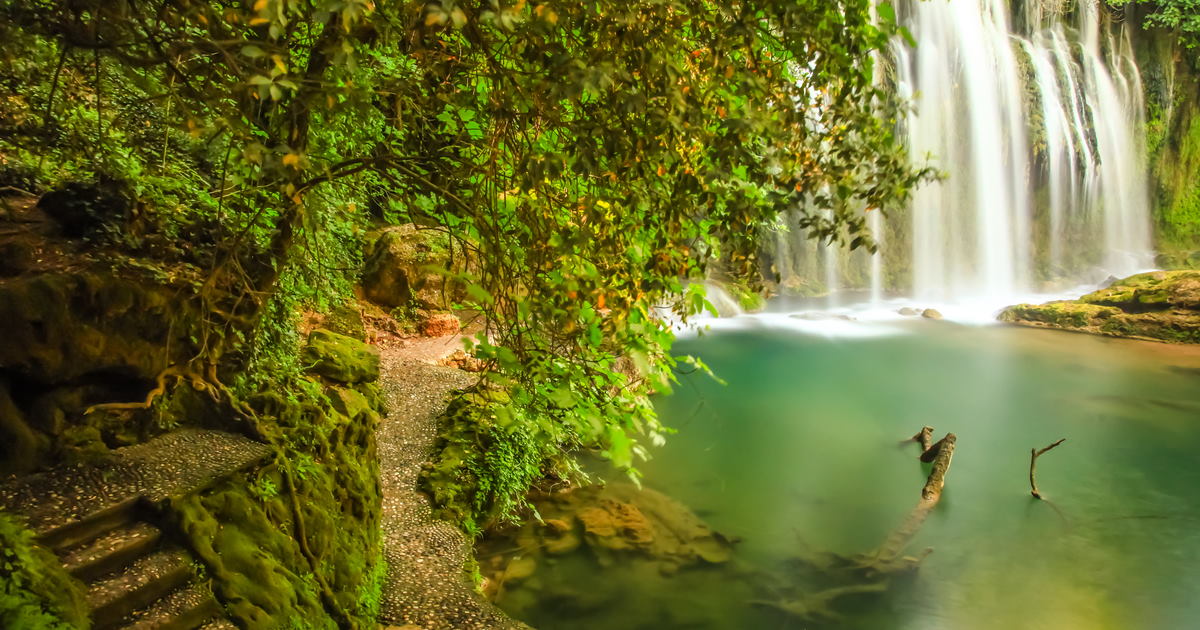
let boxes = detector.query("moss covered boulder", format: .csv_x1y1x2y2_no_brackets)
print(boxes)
361,224,463,311
302,329,380,384
999,271,1200,343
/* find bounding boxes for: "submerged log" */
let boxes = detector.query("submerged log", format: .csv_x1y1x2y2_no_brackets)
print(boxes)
762,428,960,622
863,432,956,569
906,426,934,452
1029,438,1066,499
750,581,889,622
919,434,953,463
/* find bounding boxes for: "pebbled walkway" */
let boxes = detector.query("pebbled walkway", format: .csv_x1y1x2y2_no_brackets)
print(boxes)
0,429,270,536
376,337,525,630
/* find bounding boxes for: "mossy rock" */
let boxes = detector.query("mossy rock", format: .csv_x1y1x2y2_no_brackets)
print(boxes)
1000,271,1200,344
169,380,385,630
0,512,91,629
323,303,367,341
302,329,380,384
998,301,1119,329
1078,271,1200,310
361,225,463,311
0,272,201,383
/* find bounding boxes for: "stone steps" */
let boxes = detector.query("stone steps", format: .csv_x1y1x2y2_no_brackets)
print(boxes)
0,429,271,630
60,520,163,582
87,547,194,628
123,581,224,630
39,495,144,551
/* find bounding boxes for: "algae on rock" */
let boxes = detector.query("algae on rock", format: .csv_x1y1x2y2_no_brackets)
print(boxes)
1000,271,1200,343
302,329,381,384
0,512,90,629
169,377,385,630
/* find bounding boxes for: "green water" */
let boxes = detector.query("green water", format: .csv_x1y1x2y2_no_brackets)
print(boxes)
498,322,1200,629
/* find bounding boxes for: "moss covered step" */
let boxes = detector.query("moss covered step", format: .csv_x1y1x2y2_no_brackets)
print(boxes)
196,619,239,630
122,580,224,630
60,520,163,581
87,547,194,628
999,271,1200,343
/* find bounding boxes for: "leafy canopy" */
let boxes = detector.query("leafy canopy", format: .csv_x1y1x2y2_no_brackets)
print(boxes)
2,0,928,493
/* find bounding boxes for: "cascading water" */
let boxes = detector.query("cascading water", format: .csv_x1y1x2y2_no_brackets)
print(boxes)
768,0,1155,311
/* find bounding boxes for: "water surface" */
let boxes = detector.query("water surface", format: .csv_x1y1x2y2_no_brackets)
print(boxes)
497,320,1200,629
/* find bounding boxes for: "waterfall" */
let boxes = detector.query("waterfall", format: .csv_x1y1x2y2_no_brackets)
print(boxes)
868,209,884,304
768,0,1155,309
896,0,1153,302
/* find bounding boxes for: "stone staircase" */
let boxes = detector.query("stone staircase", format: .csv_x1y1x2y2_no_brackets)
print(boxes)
45,498,227,629
0,429,271,629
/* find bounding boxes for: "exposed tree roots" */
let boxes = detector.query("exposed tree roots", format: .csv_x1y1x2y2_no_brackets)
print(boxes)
83,361,228,416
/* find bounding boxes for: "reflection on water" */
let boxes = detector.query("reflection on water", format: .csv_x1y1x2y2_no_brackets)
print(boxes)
492,321,1200,630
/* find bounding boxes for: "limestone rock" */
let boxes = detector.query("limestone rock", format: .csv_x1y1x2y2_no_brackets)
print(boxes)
302,329,381,383
0,272,203,383
1000,271,1200,344
898,307,919,316
921,308,944,320
361,225,462,310
419,312,460,337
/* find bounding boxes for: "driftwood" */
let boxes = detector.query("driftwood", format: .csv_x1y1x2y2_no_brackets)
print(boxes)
1029,438,1066,499
906,425,934,452
759,427,958,622
918,434,952,463
860,432,956,570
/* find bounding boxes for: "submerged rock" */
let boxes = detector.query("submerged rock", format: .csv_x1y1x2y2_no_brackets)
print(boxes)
922,308,944,320
898,307,920,316
999,271,1200,344
500,483,736,575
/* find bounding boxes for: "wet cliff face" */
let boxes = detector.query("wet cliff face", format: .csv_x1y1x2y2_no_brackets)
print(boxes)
0,271,212,475
1137,24,1200,267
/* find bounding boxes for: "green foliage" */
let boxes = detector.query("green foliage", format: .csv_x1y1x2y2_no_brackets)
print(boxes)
3,0,930,533
422,393,566,533
250,475,280,502
1113,1,1200,49
1163,116,1200,242
172,378,385,629
0,512,90,630
355,551,387,621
